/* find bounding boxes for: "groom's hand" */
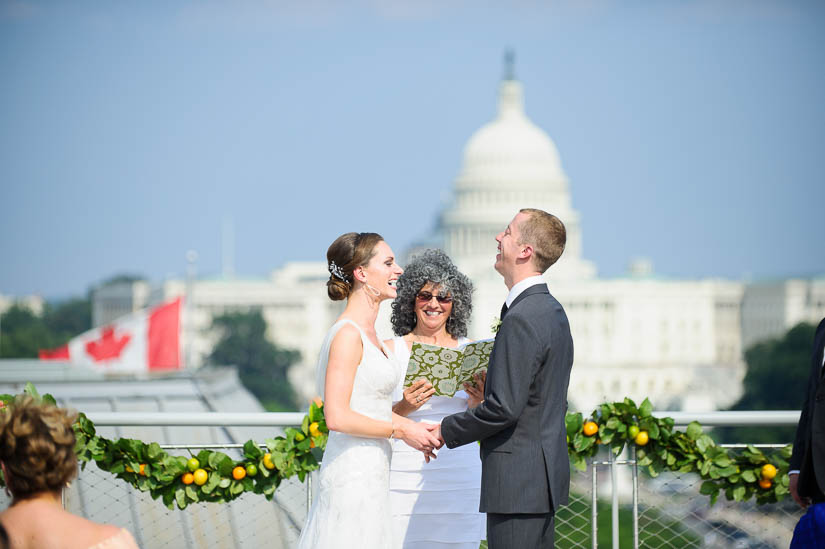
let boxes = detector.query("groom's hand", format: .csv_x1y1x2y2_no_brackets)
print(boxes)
428,423,445,449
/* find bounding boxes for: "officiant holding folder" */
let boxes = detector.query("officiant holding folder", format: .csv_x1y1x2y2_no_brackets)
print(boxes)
384,249,486,549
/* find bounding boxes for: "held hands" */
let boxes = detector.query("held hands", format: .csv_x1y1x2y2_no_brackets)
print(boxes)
464,371,486,409
395,420,443,462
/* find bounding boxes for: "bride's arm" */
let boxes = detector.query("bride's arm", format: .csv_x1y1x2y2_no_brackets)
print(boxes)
324,327,440,453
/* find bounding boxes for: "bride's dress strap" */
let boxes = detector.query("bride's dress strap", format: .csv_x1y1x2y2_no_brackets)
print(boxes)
316,318,384,398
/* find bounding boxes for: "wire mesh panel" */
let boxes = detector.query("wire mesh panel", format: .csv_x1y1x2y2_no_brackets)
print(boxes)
556,466,596,548
636,446,803,549
1,443,806,548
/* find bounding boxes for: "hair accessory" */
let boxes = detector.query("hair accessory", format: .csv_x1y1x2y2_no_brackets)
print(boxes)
328,261,350,283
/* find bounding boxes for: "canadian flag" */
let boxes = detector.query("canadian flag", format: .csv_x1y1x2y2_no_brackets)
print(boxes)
39,298,182,373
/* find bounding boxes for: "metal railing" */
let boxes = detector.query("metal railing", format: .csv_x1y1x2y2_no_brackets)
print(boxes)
83,409,799,428
3,410,800,549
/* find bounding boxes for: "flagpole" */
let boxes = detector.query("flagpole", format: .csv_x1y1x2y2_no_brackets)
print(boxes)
185,250,198,369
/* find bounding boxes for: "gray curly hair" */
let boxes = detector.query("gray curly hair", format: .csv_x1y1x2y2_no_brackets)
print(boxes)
391,249,473,338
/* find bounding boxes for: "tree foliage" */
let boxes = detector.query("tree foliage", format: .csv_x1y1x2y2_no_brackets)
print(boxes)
208,310,300,412
0,299,92,358
719,321,817,443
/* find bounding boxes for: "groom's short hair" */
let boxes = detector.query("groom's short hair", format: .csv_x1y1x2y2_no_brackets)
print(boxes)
518,208,566,273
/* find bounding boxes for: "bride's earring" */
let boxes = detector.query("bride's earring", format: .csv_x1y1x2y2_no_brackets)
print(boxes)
358,268,381,299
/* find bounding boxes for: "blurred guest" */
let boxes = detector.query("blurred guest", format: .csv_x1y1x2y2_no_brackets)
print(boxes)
0,395,140,549
789,317,825,548
386,249,485,549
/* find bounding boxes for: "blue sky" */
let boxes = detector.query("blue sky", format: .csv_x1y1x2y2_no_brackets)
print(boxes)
1,0,824,299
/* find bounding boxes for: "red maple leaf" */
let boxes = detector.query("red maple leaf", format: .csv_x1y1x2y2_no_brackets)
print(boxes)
85,326,132,362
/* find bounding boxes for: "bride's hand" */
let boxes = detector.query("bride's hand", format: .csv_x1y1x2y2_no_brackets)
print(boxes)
464,371,486,409
394,420,441,458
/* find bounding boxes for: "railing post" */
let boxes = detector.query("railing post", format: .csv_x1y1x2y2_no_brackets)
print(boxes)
306,471,312,514
632,445,639,549
591,458,598,549
609,450,619,549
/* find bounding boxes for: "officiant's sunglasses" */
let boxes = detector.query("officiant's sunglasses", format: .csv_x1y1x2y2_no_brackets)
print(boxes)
416,291,453,304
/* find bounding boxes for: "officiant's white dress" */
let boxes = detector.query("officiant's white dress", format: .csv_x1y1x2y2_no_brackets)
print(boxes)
389,337,485,549
298,319,400,549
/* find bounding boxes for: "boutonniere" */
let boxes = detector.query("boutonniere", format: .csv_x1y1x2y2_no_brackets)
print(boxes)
491,316,502,334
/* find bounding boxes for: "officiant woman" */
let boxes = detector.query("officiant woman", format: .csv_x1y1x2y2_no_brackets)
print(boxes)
385,249,486,549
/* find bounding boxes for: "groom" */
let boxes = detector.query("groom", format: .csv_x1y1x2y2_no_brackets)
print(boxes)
434,208,574,548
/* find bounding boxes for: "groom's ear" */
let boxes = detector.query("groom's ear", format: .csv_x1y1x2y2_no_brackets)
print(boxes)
519,245,534,261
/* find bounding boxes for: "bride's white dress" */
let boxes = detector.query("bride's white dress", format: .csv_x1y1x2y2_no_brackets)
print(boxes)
297,318,401,549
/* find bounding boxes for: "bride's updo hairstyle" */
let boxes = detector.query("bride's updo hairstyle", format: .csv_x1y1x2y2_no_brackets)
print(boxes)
0,395,78,500
326,232,384,301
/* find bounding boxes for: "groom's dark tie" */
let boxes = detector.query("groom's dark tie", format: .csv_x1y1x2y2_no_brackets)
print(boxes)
500,302,509,320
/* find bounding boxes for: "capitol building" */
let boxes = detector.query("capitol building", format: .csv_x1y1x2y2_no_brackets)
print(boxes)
91,65,825,414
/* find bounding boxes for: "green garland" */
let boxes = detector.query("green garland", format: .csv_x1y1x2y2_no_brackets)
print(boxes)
1,384,329,510
2,385,790,509
565,397,791,505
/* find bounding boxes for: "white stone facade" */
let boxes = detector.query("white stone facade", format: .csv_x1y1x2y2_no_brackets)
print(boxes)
741,278,825,350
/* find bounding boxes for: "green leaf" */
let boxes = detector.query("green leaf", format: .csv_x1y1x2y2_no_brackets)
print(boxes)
162,490,175,509
685,422,703,441
202,472,221,495
699,480,718,495
713,454,732,468
23,382,41,400
640,419,660,440
147,442,162,460
574,435,594,453
244,440,263,460
639,398,652,418
566,413,583,437
185,485,199,502
733,485,746,501
696,435,713,454
175,488,187,510
272,452,287,470
197,449,212,465
219,478,232,489
218,456,235,477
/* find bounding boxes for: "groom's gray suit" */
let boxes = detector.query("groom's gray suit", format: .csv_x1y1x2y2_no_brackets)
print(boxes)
440,283,574,548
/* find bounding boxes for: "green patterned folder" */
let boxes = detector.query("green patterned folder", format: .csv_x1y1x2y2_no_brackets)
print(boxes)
404,339,495,397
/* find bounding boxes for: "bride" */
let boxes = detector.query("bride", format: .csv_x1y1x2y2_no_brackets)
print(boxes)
298,232,442,549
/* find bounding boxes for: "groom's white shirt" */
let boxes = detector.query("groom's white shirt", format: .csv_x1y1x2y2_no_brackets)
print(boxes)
505,275,546,308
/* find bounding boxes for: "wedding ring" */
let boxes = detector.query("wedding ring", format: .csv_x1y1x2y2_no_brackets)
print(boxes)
416,396,421,403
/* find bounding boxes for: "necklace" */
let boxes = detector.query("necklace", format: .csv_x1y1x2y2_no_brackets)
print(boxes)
410,333,455,347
